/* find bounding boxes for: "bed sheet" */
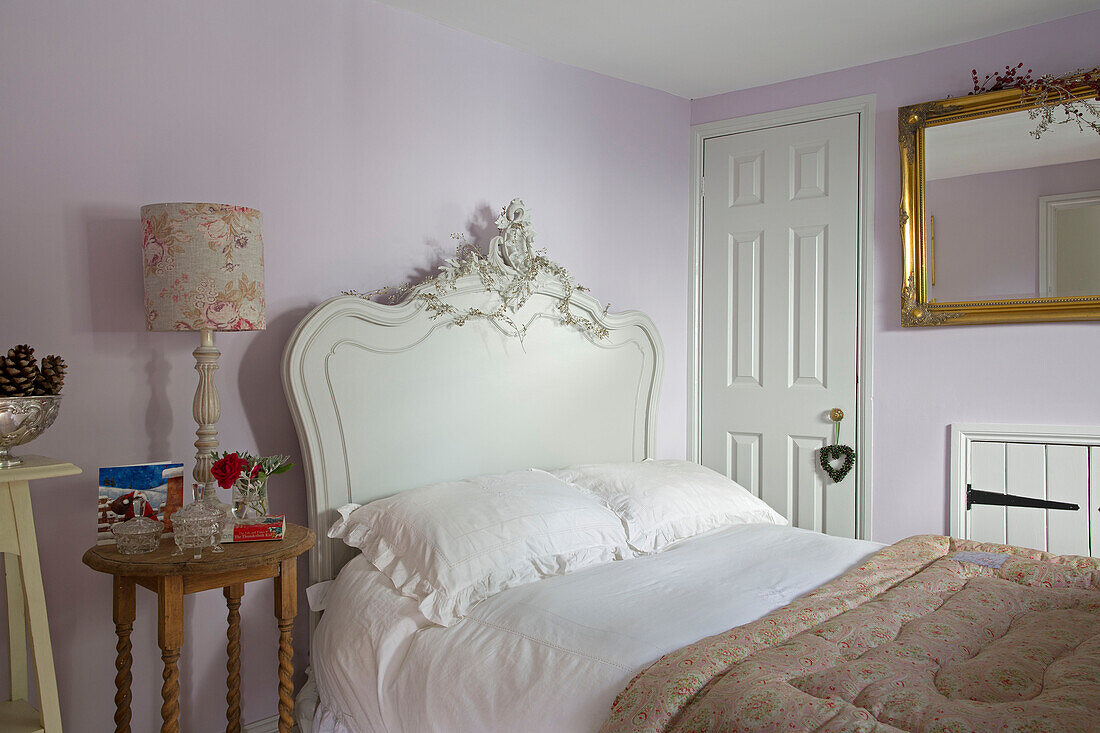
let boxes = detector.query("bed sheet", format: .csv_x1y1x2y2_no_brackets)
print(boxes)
312,523,882,733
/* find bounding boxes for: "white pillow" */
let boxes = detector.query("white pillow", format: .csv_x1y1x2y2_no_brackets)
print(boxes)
328,469,630,626
551,459,787,553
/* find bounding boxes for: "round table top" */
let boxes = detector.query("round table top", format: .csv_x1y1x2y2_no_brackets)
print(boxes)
82,523,315,577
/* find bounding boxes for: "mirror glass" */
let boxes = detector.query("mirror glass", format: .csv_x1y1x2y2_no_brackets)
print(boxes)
923,110,1100,302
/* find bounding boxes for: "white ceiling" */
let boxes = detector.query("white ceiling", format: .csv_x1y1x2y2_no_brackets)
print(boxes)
377,0,1100,99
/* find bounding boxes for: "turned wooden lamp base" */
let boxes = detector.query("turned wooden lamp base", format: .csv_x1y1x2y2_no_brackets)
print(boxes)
192,328,221,493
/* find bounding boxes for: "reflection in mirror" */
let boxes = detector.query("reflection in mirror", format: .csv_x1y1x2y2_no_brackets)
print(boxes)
1039,190,1100,297
923,109,1100,302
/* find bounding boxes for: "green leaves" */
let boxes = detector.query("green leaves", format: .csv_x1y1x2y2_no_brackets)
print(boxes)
209,450,293,480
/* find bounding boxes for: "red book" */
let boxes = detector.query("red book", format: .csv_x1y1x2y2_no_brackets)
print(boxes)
220,515,286,543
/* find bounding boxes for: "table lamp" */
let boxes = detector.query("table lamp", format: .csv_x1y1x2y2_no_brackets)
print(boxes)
140,202,266,492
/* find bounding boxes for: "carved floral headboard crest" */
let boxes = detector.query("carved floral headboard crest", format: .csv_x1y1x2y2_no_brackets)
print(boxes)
345,198,609,342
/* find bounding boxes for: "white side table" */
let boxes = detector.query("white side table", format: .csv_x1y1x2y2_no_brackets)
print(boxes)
0,455,80,732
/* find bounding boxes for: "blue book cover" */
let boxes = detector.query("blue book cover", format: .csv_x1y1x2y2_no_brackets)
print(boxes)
97,462,184,544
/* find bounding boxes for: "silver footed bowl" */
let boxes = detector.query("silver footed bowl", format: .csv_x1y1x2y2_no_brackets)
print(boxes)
0,396,62,468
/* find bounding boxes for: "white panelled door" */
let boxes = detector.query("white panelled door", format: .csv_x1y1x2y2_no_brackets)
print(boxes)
700,114,860,537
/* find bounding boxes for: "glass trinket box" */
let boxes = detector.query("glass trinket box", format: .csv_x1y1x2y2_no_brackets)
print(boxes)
110,497,164,555
171,487,226,559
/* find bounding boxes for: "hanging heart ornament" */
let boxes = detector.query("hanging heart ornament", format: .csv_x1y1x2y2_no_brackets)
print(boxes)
819,444,856,483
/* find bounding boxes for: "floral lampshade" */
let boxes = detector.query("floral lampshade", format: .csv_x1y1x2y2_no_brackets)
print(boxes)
140,202,266,332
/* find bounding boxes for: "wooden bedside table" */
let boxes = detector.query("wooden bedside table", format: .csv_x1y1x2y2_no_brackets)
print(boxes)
82,523,315,733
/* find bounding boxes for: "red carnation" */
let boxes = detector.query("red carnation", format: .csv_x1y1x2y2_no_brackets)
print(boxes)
211,452,247,490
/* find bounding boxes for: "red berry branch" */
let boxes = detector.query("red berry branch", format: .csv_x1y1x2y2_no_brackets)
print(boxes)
970,63,1034,94
970,64,1100,138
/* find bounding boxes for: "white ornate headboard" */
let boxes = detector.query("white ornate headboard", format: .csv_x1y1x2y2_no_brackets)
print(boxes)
281,210,663,586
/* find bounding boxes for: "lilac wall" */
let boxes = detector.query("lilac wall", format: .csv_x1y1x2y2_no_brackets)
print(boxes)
0,2,688,729
926,159,1100,301
692,10,1100,544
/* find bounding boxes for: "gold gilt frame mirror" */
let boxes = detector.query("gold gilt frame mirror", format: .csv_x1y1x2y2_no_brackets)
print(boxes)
899,84,1100,326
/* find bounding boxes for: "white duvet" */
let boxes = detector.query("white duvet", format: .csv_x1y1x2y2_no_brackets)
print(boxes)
311,524,882,733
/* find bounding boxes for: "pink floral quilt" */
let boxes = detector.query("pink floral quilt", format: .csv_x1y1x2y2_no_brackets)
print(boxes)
600,535,1100,733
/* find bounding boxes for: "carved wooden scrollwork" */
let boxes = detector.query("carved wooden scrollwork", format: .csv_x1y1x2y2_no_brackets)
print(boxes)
346,198,609,342
899,273,962,327
898,102,933,165
486,198,536,272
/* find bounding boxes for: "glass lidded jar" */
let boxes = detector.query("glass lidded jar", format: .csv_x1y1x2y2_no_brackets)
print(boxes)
111,497,164,555
171,495,225,559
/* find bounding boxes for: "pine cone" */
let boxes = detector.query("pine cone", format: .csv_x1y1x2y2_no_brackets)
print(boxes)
34,355,66,396
1,345,39,397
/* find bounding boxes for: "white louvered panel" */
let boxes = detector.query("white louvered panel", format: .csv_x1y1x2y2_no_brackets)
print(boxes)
1045,445,1089,556
788,225,826,388
726,432,762,497
968,441,1006,544
788,435,824,532
953,426,1100,556
728,232,762,387
1005,443,1046,551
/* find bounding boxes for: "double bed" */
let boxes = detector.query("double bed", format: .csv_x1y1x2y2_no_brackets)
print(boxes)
308,523,879,732
282,201,1100,732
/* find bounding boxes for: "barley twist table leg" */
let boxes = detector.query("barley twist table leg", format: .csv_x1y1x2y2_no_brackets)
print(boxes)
158,575,184,733
274,558,298,733
224,584,244,733
277,618,294,730
114,624,133,731
113,576,136,733
160,648,180,732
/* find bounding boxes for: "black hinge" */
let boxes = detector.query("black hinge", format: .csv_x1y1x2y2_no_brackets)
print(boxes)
966,484,1080,512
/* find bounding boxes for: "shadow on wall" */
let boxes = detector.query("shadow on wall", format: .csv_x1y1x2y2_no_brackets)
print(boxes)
142,345,173,458
239,307,312,465
77,210,179,457
465,202,498,252
80,212,145,334
349,237,446,302
353,201,500,302
239,306,313,698
409,236,448,287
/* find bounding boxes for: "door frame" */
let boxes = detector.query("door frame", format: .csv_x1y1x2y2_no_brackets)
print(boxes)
688,94,876,541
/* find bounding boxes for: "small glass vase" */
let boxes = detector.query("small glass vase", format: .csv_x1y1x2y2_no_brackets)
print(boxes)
232,477,268,524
